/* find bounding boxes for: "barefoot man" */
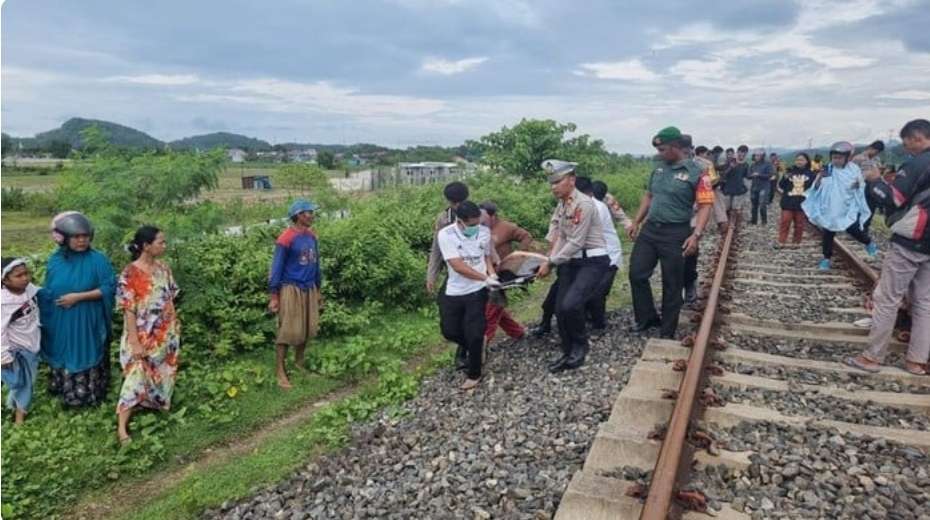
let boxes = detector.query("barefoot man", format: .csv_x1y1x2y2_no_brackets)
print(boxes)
269,199,323,389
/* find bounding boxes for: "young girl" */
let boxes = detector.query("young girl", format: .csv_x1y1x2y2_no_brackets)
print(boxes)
1,258,42,424
776,153,815,246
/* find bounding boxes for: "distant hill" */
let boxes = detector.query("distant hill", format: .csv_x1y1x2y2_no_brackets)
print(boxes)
32,117,164,150
276,142,392,155
169,132,271,152
771,140,908,166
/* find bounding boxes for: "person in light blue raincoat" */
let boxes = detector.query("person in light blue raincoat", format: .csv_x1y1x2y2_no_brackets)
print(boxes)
802,141,876,270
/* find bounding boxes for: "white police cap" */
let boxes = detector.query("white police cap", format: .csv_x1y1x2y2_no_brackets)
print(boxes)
541,159,578,183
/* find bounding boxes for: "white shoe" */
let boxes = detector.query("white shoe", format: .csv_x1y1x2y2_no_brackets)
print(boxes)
853,317,872,329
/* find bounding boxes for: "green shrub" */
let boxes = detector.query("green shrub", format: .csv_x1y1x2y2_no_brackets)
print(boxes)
1,187,28,210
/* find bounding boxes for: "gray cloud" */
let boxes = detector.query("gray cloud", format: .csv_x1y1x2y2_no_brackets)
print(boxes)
2,0,927,152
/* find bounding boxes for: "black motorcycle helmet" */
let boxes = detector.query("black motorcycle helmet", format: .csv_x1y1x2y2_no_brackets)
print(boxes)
51,211,95,246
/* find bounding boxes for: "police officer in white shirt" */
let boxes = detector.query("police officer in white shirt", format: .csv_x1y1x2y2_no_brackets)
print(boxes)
437,201,500,390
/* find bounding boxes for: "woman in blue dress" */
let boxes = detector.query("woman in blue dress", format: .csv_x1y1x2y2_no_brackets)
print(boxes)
39,212,116,407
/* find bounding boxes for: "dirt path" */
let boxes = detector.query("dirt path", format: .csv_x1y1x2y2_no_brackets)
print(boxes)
70,382,363,520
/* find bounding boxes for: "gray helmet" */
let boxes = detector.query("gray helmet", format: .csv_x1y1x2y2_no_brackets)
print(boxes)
51,211,94,245
830,141,854,156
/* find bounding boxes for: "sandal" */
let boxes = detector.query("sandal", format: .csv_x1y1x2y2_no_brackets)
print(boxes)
903,362,928,376
460,377,482,391
844,356,881,373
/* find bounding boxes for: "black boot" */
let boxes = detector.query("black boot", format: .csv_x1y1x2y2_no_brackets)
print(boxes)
529,324,551,337
553,343,586,372
629,317,661,333
547,355,568,372
548,341,571,372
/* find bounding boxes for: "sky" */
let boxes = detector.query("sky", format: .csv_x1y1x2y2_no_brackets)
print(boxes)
2,0,929,153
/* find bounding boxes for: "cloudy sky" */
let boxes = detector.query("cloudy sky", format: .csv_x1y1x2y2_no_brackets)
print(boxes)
2,0,929,152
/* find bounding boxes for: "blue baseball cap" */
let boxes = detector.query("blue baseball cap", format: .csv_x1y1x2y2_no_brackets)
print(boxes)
288,199,319,218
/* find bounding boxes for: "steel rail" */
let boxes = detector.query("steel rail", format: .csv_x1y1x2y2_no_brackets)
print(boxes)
832,238,879,288
639,215,739,520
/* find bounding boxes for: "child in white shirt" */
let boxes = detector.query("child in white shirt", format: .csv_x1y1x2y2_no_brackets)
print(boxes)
2,258,42,424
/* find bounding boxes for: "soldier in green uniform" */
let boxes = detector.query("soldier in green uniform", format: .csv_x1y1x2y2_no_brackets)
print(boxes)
628,127,715,339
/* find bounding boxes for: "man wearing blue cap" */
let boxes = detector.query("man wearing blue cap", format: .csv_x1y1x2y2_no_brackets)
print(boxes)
268,199,322,389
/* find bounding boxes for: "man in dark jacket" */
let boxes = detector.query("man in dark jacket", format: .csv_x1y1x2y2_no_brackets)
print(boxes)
748,148,776,225
720,145,749,218
847,119,930,376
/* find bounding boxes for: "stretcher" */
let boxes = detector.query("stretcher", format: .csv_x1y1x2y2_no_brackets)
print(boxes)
490,251,548,305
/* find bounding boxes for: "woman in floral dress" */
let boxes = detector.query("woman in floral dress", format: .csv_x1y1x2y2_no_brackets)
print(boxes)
116,226,180,443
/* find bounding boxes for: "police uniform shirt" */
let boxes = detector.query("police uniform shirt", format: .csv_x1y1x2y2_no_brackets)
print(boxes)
437,223,492,296
646,160,715,224
546,188,606,264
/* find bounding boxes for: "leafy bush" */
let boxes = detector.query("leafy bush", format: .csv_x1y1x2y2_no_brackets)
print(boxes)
1,187,28,210
1,188,58,215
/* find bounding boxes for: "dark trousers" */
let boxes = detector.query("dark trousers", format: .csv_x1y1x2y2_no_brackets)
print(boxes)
822,221,871,259
684,227,699,288
863,198,876,237
555,256,610,360
586,265,618,329
750,186,770,224
539,279,559,330
629,221,691,337
439,289,488,379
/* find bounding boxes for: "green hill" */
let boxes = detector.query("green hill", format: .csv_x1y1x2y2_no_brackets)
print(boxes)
169,132,271,152
32,117,164,150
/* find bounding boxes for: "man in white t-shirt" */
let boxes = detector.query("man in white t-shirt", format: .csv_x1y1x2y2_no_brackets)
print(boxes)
583,179,622,331
437,201,500,390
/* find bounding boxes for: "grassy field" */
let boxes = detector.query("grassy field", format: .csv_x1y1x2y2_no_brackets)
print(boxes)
1,164,354,202
1,171,62,192
0,211,52,257
0,166,288,254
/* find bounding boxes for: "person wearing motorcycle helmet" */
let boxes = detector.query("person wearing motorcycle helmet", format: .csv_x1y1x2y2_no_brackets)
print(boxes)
748,148,775,225
38,211,117,407
802,141,876,270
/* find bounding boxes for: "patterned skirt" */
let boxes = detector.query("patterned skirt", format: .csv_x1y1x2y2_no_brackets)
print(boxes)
48,356,110,407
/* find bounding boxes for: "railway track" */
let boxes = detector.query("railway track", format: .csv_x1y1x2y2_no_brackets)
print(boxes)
555,217,930,520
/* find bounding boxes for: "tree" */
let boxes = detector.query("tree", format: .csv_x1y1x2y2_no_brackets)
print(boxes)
48,140,72,159
55,127,225,256
1,133,12,158
275,163,346,210
473,118,618,180
317,149,336,169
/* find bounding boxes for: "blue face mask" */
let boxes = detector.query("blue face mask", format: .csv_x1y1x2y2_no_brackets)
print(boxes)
462,224,480,238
